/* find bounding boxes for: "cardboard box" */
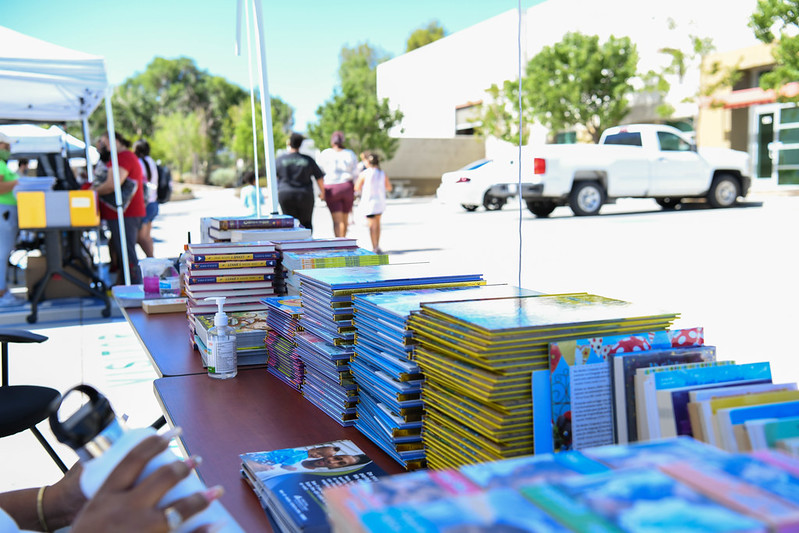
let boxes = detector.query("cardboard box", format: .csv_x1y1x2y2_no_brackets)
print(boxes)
25,256,92,299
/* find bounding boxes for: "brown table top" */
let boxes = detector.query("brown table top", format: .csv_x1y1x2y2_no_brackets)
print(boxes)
154,371,406,532
121,308,205,377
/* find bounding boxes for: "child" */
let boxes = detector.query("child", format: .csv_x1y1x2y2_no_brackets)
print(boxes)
300,453,372,470
354,152,391,254
248,444,341,471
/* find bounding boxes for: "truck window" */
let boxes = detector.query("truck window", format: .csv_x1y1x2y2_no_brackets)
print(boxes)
603,132,642,146
657,131,692,152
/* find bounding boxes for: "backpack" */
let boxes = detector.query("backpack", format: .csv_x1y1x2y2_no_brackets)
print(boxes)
156,164,172,204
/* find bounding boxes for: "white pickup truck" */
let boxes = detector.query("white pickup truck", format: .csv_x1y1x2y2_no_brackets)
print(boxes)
521,124,752,217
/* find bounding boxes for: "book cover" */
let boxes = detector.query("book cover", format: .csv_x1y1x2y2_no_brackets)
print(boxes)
190,259,277,270
717,400,799,452
660,460,799,531
241,440,386,532
523,468,767,533
550,328,703,450
283,248,388,270
582,436,729,470
274,237,358,251
186,273,275,285
209,214,295,230
762,417,799,449
614,346,717,443
295,264,484,293
189,251,280,262
194,310,269,347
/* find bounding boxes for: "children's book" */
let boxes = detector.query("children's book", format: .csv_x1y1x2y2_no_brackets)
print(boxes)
187,241,276,255
229,226,312,243
582,435,729,470
274,237,358,251
613,345,716,444
282,248,388,270
240,440,387,533
209,214,295,230
716,399,799,452
522,468,767,533
549,327,703,450
194,310,269,348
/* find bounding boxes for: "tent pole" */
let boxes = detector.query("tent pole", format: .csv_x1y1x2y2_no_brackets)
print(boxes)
104,87,131,285
251,0,280,215
81,118,94,180
243,0,262,217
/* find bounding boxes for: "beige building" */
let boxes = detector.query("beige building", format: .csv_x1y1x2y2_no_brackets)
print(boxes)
699,44,799,190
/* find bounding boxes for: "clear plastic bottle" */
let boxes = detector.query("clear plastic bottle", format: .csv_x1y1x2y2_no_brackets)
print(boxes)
178,245,190,297
205,296,237,379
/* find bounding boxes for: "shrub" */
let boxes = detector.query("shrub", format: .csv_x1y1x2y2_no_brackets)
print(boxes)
208,167,238,188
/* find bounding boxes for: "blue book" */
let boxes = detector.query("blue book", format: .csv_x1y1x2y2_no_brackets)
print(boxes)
294,263,484,292
582,436,729,469
718,400,799,452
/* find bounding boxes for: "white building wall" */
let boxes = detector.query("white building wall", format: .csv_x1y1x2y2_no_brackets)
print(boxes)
378,0,761,140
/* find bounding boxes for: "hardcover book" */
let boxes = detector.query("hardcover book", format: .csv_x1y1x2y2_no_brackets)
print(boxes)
209,214,295,230
229,226,312,243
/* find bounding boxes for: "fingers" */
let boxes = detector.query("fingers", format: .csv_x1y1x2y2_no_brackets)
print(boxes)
100,434,171,493
134,455,201,507
163,486,223,531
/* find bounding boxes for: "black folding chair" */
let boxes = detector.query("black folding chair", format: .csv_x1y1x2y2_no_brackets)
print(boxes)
0,329,68,473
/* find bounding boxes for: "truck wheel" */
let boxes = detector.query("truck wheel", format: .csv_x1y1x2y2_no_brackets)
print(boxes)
707,174,740,208
483,192,506,211
526,200,557,218
656,197,681,210
461,204,478,212
569,181,605,216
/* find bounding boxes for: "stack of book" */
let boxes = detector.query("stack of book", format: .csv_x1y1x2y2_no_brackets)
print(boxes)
191,310,269,367
231,226,312,243
264,296,304,391
294,264,485,429
408,293,679,469
324,436,799,533
294,331,358,426
202,214,296,242
240,439,387,533
282,248,388,296
350,285,540,469
184,241,280,315
274,237,358,296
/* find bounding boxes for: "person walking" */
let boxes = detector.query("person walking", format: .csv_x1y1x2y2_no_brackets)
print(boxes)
354,152,392,254
276,133,325,232
317,131,357,237
134,140,158,258
239,171,266,217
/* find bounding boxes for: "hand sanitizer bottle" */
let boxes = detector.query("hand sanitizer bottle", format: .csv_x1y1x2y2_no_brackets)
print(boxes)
49,384,244,532
205,296,237,379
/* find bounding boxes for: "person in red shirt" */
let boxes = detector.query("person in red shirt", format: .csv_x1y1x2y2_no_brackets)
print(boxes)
93,132,146,284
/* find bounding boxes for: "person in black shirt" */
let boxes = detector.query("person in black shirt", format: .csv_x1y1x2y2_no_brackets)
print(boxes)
276,133,325,232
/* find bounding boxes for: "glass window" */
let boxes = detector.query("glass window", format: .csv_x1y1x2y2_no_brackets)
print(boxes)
657,132,692,152
603,132,641,146
554,132,577,144
780,127,799,144
780,106,799,124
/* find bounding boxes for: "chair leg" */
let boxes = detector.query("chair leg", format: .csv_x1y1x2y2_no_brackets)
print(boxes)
30,426,68,473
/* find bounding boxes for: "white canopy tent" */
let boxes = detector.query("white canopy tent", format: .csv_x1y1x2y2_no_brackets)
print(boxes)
0,25,132,284
0,123,99,163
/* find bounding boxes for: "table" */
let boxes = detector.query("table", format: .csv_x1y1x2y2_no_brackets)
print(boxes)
27,227,110,323
154,371,406,533
117,308,205,377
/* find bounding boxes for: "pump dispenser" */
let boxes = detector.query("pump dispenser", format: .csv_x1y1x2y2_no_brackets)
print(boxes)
205,296,237,379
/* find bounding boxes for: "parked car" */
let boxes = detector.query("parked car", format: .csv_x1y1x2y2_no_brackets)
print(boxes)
436,158,540,212
522,124,752,217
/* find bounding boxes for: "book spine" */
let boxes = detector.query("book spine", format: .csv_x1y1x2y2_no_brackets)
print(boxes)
520,484,624,533
187,274,275,285
190,260,277,270
191,252,279,262
299,256,389,269
217,218,294,230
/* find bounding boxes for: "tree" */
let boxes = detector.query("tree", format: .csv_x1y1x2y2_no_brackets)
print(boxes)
406,20,446,52
225,97,295,170
308,43,403,161
151,112,206,176
478,80,534,144
523,32,639,143
750,0,799,99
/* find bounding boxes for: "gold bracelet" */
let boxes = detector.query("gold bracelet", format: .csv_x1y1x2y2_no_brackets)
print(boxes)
36,485,50,533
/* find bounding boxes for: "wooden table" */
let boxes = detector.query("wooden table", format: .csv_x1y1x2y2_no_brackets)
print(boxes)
119,308,206,377
154,371,406,532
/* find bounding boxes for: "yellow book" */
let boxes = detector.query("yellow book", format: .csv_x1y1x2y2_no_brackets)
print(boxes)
17,191,47,228
68,190,100,226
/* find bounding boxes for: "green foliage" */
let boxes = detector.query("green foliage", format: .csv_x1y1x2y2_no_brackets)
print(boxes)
478,81,533,144
208,167,238,188
224,97,294,171
750,0,799,100
523,32,638,142
151,112,206,176
406,20,446,52
308,43,403,161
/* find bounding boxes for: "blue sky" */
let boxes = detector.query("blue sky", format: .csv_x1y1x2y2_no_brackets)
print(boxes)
4,0,542,132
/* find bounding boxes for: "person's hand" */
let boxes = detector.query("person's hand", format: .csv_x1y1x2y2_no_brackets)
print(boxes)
71,433,223,533
43,462,87,529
